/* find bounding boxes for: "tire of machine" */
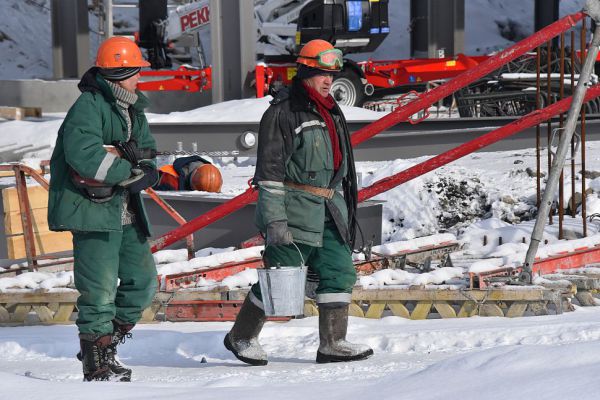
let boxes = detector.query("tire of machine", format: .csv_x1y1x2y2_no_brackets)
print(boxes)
331,69,364,107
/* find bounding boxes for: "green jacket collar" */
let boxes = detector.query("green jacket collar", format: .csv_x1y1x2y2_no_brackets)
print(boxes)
78,67,149,111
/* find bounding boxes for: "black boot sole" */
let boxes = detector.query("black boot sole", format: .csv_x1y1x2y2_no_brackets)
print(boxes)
223,333,268,366
316,349,374,364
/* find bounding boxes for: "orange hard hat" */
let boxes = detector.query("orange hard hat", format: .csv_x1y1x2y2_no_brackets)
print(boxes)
189,164,223,193
296,39,343,71
96,36,150,68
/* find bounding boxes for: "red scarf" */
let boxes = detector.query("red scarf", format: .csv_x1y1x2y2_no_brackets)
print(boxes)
303,83,342,170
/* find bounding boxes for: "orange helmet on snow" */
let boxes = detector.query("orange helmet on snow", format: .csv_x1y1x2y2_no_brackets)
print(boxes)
189,164,223,193
96,36,150,68
296,39,343,72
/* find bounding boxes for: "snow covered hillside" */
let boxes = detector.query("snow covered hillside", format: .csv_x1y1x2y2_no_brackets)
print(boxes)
0,0,587,79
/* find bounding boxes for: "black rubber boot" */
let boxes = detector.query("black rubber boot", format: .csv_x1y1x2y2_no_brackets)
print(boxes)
224,295,268,366
105,320,134,381
79,334,114,381
316,304,374,364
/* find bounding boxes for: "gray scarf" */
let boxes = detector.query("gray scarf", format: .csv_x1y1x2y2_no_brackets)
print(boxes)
106,80,139,226
106,80,138,140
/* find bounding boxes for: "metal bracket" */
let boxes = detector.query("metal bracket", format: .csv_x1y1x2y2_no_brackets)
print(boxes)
389,254,407,270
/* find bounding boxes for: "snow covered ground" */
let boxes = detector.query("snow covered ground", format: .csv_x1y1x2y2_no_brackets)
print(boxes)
2,307,600,399
2,95,600,396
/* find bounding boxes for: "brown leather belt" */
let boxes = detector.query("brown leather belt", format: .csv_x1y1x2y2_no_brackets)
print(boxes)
284,181,335,199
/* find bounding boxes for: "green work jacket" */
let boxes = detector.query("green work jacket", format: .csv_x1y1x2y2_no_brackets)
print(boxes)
47,68,156,236
253,78,358,247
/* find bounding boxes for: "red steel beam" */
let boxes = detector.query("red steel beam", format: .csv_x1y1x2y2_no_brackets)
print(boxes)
471,245,600,289
358,85,600,202
151,11,585,252
151,188,258,252
145,187,195,259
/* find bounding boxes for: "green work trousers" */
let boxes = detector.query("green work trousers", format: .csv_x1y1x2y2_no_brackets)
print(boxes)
73,223,157,335
251,222,356,305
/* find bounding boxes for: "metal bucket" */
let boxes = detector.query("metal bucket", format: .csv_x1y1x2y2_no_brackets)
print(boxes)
258,244,307,317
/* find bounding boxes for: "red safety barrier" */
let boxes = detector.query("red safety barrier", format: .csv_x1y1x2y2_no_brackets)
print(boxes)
151,11,586,253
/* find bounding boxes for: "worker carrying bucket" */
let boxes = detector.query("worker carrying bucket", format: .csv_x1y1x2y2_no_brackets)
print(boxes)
223,39,373,365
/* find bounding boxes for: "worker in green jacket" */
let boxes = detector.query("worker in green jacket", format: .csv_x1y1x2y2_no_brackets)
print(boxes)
48,36,158,382
224,39,373,365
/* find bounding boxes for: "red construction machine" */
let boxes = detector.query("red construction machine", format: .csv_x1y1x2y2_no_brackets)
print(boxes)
134,0,489,107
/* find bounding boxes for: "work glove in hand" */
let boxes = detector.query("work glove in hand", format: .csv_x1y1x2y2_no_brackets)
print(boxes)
112,140,140,165
266,220,294,246
118,162,159,194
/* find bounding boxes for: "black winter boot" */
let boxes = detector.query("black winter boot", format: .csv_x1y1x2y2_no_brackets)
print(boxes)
316,304,374,363
224,295,268,366
105,320,134,381
78,334,114,381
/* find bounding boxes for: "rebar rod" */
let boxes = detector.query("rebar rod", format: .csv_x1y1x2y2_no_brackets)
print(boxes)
536,47,542,207
581,18,588,236
521,4,600,283
571,32,577,218
547,40,554,225
559,32,566,238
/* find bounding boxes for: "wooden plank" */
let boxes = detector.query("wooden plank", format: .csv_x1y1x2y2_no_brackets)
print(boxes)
575,291,597,307
352,287,558,302
32,305,54,323
2,186,49,213
479,304,504,317
387,302,410,318
0,305,9,322
433,301,457,318
4,208,51,235
52,304,74,323
0,169,44,178
410,301,432,320
140,303,162,322
0,291,79,303
0,106,41,120
528,302,549,316
7,231,72,259
10,304,31,322
303,302,319,317
348,302,364,317
457,301,478,317
506,301,529,318
365,301,386,319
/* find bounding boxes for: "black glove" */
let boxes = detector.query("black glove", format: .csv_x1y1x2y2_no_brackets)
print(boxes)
266,220,294,246
119,162,159,194
112,140,140,165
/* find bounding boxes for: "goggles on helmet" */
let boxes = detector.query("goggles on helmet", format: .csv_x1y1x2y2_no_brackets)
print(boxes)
306,49,343,70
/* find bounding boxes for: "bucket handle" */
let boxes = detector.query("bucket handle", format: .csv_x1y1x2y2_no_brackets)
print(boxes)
263,242,305,268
